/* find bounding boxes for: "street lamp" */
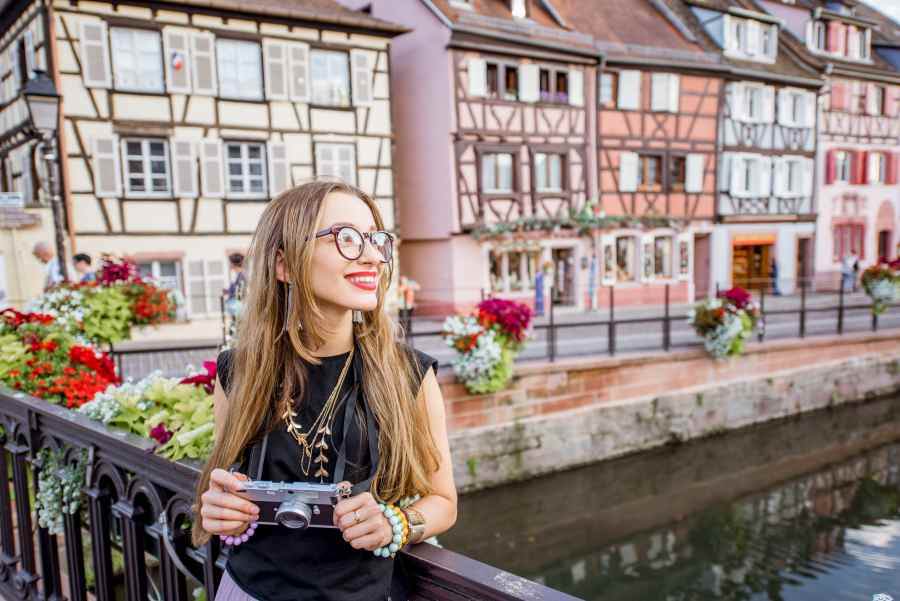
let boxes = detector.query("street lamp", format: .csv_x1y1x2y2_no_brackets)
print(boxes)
23,69,68,281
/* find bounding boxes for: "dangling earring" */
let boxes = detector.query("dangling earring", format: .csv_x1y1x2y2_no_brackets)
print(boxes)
285,283,303,331
352,309,363,324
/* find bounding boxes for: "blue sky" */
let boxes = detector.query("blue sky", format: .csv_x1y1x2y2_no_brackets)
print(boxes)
862,0,900,25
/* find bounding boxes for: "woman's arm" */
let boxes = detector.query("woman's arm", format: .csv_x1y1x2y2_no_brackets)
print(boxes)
407,368,457,540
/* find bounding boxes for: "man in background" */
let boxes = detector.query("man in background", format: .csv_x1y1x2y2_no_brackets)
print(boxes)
73,253,96,283
32,241,63,291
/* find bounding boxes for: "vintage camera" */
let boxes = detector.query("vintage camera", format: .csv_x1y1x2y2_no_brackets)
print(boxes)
235,480,351,529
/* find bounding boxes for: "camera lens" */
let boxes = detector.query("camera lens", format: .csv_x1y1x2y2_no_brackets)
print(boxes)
275,496,312,529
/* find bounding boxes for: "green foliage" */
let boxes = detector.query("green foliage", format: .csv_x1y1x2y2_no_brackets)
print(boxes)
465,346,514,395
471,212,681,240
81,287,133,345
0,334,28,379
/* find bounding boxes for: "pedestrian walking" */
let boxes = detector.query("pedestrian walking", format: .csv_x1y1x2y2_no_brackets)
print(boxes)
73,253,96,283
841,250,857,293
32,241,63,291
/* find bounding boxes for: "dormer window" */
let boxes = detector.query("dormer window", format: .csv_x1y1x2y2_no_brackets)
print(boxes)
724,15,777,62
807,19,872,61
511,0,527,19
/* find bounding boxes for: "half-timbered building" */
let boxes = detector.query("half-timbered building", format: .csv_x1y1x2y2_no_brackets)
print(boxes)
759,0,900,287
672,0,825,294
360,0,599,314
555,0,724,306
0,0,404,312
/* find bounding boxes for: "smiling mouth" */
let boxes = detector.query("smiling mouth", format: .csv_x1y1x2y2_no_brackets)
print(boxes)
345,273,378,291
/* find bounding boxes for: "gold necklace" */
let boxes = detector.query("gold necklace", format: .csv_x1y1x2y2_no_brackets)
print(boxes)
282,348,355,481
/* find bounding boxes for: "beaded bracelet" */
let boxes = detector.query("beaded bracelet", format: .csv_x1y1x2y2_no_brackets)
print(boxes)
373,503,408,558
220,520,258,546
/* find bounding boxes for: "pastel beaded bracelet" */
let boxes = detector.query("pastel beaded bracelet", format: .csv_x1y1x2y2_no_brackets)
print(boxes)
373,503,408,558
220,520,258,546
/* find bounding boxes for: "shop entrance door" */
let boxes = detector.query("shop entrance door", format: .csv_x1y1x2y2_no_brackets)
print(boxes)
732,244,772,291
551,248,576,306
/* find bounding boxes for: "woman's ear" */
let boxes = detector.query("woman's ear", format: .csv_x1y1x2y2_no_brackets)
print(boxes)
275,250,286,282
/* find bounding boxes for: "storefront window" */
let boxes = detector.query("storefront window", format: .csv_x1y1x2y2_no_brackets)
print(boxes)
678,239,690,278
654,236,673,278
615,237,637,282
489,248,542,293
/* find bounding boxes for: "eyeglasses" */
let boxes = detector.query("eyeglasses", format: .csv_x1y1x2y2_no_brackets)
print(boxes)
314,225,394,263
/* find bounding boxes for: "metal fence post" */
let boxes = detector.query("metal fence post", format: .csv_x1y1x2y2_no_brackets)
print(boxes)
837,281,844,335
608,286,616,356
547,287,556,362
663,284,671,351
872,309,878,332
799,279,807,338
758,285,765,343
220,296,227,347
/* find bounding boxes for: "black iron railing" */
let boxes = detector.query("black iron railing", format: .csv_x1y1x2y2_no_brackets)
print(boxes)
0,389,577,601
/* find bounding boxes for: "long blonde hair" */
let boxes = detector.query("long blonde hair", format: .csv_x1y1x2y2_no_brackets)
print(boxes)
192,181,440,547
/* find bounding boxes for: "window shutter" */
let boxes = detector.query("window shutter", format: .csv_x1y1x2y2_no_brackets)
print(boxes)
685,153,704,193
885,86,899,118
350,49,373,107
803,92,816,127
719,152,732,192
746,20,760,55
865,83,879,115
886,153,899,185
92,136,121,198
267,141,290,198
24,30,35,78
777,89,789,125
772,157,785,196
851,150,866,185
867,152,879,184
601,235,616,286
825,149,835,184
79,20,111,88
724,14,736,52
190,31,217,96
730,154,744,196
828,21,845,54
651,73,668,112
10,43,20,93
519,64,539,103
801,158,814,196
618,152,638,192
667,74,679,112
18,149,32,204
171,139,198,198
163,28,192,94
262,40,288,101
199,139,224,198
728,83,745,121
830,81,845,111
617,70,640,110
467,58,486,97
758,157,772,197
568,69,584,107
761,86,775,123
287,42,310,102
805,21,814,49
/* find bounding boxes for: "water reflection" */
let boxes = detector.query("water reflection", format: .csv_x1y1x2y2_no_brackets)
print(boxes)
443,395,900,600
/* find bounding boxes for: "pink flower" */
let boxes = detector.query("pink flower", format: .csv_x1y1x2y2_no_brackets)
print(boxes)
149,423,173,445
179,360,217,394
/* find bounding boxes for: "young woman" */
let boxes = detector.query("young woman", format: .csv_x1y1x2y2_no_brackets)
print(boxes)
192,181,457,600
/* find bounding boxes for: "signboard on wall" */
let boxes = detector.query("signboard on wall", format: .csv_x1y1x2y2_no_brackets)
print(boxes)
0,193,24,208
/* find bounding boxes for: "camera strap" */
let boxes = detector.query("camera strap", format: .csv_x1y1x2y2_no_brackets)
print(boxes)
246,343,380,497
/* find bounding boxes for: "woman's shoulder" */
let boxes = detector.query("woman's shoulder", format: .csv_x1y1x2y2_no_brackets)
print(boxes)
398,342,438,381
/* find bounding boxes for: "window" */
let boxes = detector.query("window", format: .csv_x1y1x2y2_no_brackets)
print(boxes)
868,152,886,184
599,73,617,108
636,155,662,191
744,85,764,122
832,224,865,261
812,21,827,51
654,236,673,278
110,28,163,92
762,25,776,57
310,50,350,107
834,151,851,183
481,153,514,193
538,68,568,104
734,19,747,51
137,260,181,293
615,237,637,282
511,0,527,19
216,39,263,100
490,249,541,293
225,142,267,198
485,62,518,101
486,63,499,98
534,153,563,192
785,158,802,195
123,139,170,196
727,17,776,61
847,26,860,59
789,92,804,124
860,29,871,60
504,66,519,101
315,143,356,185
669,156,686,191
870,86,885,116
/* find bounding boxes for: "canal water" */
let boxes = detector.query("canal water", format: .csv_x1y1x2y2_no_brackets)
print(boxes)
443,394,900,601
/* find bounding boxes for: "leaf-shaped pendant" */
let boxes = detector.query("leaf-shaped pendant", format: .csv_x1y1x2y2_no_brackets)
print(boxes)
315,439,329,451
314,466,329,479
314,451,328,464
318,424,331,436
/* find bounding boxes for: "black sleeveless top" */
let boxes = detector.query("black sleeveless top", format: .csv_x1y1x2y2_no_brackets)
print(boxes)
216,345,437,601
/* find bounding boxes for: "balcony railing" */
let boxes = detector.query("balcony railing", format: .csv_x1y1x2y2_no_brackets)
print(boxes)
0,388,578,601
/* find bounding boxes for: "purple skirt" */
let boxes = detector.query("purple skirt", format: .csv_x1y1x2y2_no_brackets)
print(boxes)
215,569,261,601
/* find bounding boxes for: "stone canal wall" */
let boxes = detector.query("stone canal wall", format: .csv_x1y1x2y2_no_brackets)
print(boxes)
443,331,900,492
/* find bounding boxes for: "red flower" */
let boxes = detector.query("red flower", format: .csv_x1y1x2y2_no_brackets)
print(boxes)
179,360,217,394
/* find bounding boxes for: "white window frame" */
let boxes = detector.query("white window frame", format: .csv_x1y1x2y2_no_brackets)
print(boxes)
122,138,171,198
783,156,803,197
743,83,765,123
110,27,164,93
598,72,615,107
225,141,268,199
868,152,886,185
137,259,182,293
481,152,514,194
533,152,563,192
651,235,674,279
812,21,827,52
216,38,263,101
315,143,357,186
834,151,851,183
310,49,351,107
725,15,776,63
614,236,638,283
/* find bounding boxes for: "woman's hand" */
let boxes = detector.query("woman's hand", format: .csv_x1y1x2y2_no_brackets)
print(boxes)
333,483,392,552
200,469,260,537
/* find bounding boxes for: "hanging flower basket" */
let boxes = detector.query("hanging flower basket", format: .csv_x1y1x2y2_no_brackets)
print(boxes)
861,259,900,315
687,287,760,359
442,298,532,394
